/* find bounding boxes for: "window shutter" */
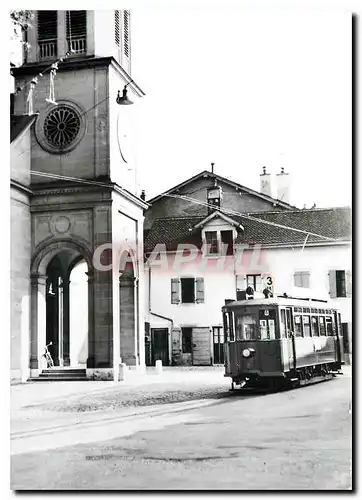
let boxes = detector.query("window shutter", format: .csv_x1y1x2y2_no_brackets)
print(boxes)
37,11,58,41
345,270,352,298
123,10,130,58
66,10,87,38
303,272,310,288
329,270,337,298
195,277,205,303
115,10,120,46
171,278,180,304
236,274,246,291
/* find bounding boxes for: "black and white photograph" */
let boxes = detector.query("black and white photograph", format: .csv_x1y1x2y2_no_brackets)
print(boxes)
9,0,352,492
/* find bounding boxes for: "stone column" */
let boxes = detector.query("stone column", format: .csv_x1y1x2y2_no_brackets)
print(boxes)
30,274,47,377
135,277,140,366
119,275,136,366
62,277,70,366
87,269,114,374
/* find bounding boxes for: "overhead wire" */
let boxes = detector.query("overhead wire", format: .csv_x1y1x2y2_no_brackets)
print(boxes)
163,193,337,242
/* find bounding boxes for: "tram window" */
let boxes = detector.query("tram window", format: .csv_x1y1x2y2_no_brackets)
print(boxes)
319,317,326,336
311,316,319,336
280,309,287,338
294,315,303,337
223,313,229,341
302,316,311,337
326,316,334,336
259,309,277,340
235,315,257,340
268,319,275,339
259,319,268,340
228,312,235,341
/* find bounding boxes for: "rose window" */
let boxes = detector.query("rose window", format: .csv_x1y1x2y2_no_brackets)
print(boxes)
43,105,81,148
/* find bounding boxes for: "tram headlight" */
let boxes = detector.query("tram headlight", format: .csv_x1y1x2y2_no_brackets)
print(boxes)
242,348,255,358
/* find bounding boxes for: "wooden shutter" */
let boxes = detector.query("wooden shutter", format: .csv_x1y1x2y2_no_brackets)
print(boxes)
171,278,180,304
236,274,246,291
123,10,130,58
345,270,352,298
302,272,310,288
329,270,337,298
37,11,57,41
195,277,205,303
66,10,87,38
115,11,120,46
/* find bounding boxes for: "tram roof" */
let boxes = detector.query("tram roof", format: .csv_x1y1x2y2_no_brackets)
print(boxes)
223,297,336,310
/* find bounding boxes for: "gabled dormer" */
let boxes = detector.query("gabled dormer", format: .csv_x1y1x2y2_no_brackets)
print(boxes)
194,212,243,256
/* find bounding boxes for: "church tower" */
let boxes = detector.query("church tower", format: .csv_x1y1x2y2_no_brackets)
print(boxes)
13,9,143,194
11,11,148,382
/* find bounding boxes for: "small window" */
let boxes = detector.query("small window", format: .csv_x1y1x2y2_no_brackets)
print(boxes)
221,230,234,256
294,271,310,288
294,315,303,337
336,271,346,297
280,309,287,338
303,316,311,337
247,274,262,292
205,231,219,254
228,311,235,341
181,327,192,353
235,315,257,340
311,316,319,336
326,317,334,336
319,316,326,336
258,309,277,340
181,278,195,303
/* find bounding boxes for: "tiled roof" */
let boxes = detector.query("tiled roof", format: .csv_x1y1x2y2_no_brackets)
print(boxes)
11,114,37,143
234,207,351,245
144,207,351,252
144,216,203,252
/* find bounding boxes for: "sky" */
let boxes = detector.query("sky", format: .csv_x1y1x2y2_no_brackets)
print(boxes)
129,2,352,208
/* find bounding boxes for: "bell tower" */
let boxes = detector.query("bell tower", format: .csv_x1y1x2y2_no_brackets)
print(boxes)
11,11,148,382
13,9,143,194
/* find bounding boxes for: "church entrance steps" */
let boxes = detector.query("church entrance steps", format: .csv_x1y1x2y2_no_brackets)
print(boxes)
28,368,88,382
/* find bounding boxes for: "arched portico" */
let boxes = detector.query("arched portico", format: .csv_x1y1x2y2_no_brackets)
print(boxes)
29,239,94,376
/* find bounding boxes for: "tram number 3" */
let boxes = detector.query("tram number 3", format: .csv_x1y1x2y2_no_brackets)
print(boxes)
266,276,273,286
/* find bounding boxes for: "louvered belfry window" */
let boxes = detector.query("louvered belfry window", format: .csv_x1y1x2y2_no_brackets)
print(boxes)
37,11,58,59
123,10,130,58
115,10,131,72
66,10,87,54
115,10,120,46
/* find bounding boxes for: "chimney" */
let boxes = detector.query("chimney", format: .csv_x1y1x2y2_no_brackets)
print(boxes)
276,167,290,204
260,166,272,197
140,190,146,201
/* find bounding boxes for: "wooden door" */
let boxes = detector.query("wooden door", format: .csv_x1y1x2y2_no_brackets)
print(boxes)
151,329,169,366
192,327,212,365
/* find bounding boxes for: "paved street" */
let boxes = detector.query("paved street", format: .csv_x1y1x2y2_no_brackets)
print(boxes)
11,366,352,490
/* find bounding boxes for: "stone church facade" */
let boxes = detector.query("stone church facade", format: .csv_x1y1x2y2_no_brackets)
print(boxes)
10,10,148,383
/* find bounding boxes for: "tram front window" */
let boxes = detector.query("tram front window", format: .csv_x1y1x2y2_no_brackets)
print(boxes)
258,309,277,340
235,315,257,341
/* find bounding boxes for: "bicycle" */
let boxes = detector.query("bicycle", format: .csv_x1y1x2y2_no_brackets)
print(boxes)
43,342,54,368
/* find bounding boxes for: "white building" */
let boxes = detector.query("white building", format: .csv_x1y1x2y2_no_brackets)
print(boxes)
143,170,351,366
